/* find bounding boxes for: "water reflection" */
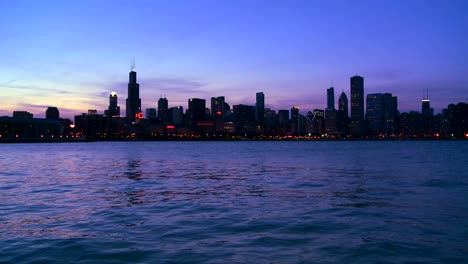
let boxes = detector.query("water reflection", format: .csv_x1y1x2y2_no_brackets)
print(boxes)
124,160,142,180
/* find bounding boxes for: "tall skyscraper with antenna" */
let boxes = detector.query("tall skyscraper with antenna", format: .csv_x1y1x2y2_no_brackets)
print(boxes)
158,96,168,122
126,61,141,122
327,86,335,110
421,88,433,117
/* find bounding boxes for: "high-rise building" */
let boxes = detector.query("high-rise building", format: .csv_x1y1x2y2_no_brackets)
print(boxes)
312,109,325,135
366,93,398,135
366,93,385,135
350,75,364,135
325,109,337,134
327,87,335,110
126,62,141,123
255,92,265,126
46,107,60,119
264,108,277,133
187,98,206,131
383,94,398,135
278,110,289,133
211,96,225,132
421,93,433,134
169,106,184,125
338,91,348,118
290,106,300,134
422,99,433,117
233,104,256,135
211,96,225,116
158,97,168,122
105,92,120,117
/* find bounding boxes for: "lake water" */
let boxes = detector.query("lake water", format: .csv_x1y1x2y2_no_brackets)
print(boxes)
0,141,467,263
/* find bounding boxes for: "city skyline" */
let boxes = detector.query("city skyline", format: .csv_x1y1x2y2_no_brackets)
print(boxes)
1,0,467,119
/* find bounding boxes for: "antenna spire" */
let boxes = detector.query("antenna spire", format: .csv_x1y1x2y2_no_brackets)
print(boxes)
131,59,136,72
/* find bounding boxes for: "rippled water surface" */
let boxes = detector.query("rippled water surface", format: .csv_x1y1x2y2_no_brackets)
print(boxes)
1,141,467,263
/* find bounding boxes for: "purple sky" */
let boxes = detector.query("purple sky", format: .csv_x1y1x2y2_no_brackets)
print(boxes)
1,0,467,119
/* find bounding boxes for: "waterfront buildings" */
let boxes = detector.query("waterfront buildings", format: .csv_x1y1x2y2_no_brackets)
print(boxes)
5,65,467,140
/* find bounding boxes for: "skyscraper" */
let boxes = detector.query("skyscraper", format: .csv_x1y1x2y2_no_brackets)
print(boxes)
158,97,168,122
383,93,398,135
106,92,120,117
338,91,348,117
211,96,225,132
126,62,141,123
350,75,364,135
366,93,385,135
421,98,433,117
366,93,398,135
255,92,265,126
211,96,225,116
187,98,206,131
169,106,184,125
278,110,290,133
337,91,349,135
327,87,335,110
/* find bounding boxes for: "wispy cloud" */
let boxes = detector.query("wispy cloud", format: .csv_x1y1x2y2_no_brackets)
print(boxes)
0,83,73,95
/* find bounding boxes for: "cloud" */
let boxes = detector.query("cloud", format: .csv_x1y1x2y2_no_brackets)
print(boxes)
16,103,52,109
0,82,73,95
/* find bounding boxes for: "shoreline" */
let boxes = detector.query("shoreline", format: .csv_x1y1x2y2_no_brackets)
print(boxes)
1,137,466,143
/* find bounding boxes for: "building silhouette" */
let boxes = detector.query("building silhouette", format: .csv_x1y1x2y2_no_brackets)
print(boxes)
168,106,184,125
311,109,325,135
278,110,289,134
421,97,433,117
211,96,225,132
105,92,120,117
13,111,33,119
233,104,256,135
126,62,141,123
350,75,365,135
158,97,168,122
338,91,348,118
383,94,398,135
366,93,385,135
290,106,300,134
366,93,398,135
211,96,225,116
46,107,60,119
255,92,265,126
337,91,349,135
187,98,206,131
327,87,335,110
325,109,337,135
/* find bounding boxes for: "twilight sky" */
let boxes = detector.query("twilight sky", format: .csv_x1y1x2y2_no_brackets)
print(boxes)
1,0,467,119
